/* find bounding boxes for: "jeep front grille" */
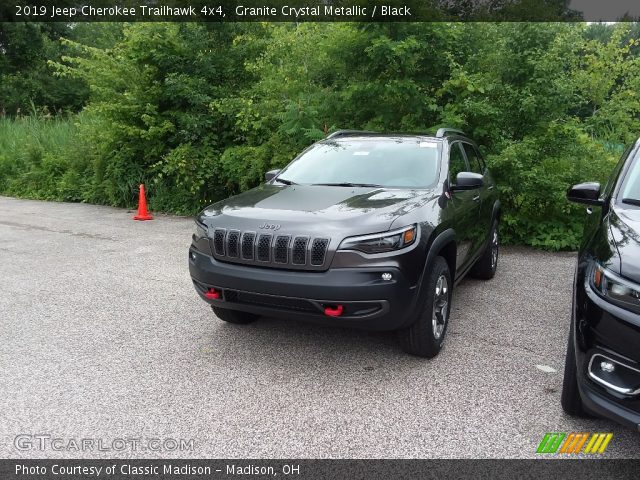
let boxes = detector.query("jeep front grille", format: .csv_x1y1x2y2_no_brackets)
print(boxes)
213,229,226,256
227,230,240,257
292,237,309,265
311,238,329,266
210,229,330,270
274,235,290,263
241,232,255,259
257,234,272,262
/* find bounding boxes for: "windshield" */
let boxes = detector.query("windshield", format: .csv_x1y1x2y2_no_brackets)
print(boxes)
620,153,640,207
277,138,441,189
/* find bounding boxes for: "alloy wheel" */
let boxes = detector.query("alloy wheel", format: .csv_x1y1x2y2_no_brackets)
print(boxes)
432,274,449,339
491,229,499,269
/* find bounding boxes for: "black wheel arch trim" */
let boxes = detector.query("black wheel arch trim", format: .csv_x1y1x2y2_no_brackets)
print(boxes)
425,228,457,278
492,199,501,224
406,228,457,328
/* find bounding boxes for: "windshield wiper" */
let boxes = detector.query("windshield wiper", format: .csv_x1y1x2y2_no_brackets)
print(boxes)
274,177,296,185
622,198,640,207
313,182,383,188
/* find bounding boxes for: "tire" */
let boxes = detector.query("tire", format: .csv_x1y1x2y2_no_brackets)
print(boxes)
212,306,259,325
470,220,499,280
561,322,588,417
398,256,452,358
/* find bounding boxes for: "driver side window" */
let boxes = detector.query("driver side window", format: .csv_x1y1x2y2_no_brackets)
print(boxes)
448,142,468,185
462,143,484,174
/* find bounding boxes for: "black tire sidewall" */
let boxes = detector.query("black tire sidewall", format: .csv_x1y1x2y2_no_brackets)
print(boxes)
427,257,452,349
490,220,498,274
471,220,499,279
399,256,453,357
561,315,587,416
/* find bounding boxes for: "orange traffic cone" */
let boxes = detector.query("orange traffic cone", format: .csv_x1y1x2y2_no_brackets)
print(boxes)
133,184,154,221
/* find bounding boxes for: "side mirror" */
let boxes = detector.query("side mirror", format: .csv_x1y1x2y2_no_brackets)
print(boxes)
265,169,281,182
567,182,603,206
452,172,484,191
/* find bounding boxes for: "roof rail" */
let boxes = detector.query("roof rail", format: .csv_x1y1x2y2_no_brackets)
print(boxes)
326,129,376,139
435,128,465,138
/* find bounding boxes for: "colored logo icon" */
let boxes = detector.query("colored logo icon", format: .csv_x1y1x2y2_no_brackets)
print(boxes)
536,432,613,454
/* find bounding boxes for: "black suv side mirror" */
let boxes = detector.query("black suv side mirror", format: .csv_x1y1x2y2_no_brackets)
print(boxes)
265,169,281,182
452,172,484,191
567,182,603,206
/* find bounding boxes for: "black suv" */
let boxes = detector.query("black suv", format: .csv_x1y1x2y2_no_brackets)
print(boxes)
562,140,640,430
189,129,500,357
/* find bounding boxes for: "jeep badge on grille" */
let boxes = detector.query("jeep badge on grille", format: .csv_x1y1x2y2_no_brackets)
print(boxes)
259,223,281,231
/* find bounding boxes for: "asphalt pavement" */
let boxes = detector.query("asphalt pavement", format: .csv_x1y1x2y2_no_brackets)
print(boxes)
1,196,639,459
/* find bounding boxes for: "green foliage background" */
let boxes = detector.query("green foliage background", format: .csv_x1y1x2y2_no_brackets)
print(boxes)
1,22,640,249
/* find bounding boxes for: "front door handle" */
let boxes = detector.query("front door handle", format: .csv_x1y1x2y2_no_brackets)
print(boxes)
473,195,480,202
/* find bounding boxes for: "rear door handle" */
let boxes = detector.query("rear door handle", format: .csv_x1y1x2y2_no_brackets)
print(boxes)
473,195,480,202
487,185,494,190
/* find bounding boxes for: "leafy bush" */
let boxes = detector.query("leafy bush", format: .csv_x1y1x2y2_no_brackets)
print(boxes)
1,22,639,250
489,121,617,249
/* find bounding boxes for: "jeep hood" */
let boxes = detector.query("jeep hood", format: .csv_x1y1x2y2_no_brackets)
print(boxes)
200,184,437,237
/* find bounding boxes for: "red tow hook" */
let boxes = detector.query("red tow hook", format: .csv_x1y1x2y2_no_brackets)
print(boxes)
205,288,221,300
324,304,344,317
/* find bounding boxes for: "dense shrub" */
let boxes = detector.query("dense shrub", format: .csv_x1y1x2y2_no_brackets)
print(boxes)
1,22,639,250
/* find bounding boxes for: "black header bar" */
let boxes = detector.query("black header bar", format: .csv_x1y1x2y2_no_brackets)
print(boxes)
1,0,639,22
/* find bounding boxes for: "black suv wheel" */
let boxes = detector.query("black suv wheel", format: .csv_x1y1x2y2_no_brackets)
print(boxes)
561,322,588,417
398,256,452,357
471,220,499,279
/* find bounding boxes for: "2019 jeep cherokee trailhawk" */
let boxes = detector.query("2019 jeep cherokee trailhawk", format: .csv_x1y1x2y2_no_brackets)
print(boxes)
189,129,500,357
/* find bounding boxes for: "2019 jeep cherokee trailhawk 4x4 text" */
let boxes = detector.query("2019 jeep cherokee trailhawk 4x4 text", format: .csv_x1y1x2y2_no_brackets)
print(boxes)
189,129,500,357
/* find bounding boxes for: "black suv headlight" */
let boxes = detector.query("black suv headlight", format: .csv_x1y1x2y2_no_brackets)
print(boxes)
338,225,417,254
592,263,640,314
193,220,208,241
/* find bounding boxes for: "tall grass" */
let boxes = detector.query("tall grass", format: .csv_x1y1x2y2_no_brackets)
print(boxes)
0,113,87,201
0,115,77,164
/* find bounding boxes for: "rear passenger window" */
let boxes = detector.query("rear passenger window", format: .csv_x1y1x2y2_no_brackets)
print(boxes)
449,143,467,184
463,143,484,174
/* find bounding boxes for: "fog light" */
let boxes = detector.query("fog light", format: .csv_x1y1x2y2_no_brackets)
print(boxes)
381,273,393,281
190,251,196,261
600,361,615,373
588,354,640,396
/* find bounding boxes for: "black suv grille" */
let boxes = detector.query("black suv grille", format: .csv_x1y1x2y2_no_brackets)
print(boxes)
227,230,240,257
241,232,255,259
226,290,318,313
213,229,226,256
257,234,272,262
292,237,309,265
311,238,329,265
210,228,330,270
274,235,290,263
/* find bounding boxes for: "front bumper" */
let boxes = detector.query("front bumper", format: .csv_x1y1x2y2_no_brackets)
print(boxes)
188,247,419,331
574,274,640,431
578,378,640,432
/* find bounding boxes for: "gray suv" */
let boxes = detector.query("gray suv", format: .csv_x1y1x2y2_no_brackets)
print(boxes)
189,129,500,357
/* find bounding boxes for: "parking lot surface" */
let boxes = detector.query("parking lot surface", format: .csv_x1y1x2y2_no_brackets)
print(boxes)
1,196,639,458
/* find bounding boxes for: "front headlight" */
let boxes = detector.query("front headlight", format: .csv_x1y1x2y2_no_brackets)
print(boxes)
338,224,417,254
592,263,640,314
193,220,208,241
